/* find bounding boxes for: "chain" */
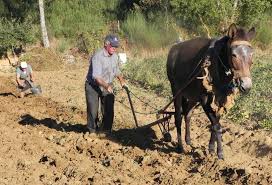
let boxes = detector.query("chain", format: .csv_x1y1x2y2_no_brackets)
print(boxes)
115,99,159,115
115,87,205,116
127,90,162,111
114,87,163,115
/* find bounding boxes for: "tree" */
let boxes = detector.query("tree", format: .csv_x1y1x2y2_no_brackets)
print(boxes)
0,18,34,57
0,0,38,21
170,0,271,35
38,0,49,48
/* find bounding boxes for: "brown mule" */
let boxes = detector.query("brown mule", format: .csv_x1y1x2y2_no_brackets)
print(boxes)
166,23,256,159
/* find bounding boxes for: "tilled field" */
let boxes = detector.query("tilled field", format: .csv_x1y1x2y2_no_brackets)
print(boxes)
0,63,271,185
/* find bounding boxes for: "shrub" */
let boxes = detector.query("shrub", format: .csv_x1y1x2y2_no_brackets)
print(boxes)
122,11,178,48
170,0,234,35
57,38,70,53
0,18,35,57
170,0,271,36
47,0,119,53
255,15,272,48
238,0,271,26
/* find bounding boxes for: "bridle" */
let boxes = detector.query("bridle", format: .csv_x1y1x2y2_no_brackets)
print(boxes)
228,39,253,78
230,40,252,48
211,39,253,94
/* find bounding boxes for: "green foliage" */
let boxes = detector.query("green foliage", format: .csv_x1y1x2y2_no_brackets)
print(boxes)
57,38,70,53
123,56,171,96
0,18,35,56
122,11,178,48
47,0,119,53
170,0,271,36
170,0,233,35
0,1,9,17
255,15,272,47
228,56,272,129
0,0,38,21
238,0,271,26
135,0,171,19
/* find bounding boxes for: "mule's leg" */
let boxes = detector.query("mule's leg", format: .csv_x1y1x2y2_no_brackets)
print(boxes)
174,95,184,153
202,100,224,159
183,99,197,145
212,123,223,159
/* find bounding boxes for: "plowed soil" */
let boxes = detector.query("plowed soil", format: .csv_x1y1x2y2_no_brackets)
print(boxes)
0,57,271,185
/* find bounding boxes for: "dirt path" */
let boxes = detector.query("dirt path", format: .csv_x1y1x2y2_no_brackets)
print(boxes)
0,64,271,184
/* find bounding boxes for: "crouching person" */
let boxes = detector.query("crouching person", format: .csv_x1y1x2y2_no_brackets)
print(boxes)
85,34,127,134
16,61,34,98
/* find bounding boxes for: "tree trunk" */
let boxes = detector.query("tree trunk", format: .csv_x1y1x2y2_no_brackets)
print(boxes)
39,0,50,48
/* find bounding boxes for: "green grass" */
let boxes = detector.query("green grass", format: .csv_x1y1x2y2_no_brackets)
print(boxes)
47,0,119,52
57,38,70,53
123,56,171,97
255,15,272,48
228,55,272,129
124,52,272,129
122,11,178,49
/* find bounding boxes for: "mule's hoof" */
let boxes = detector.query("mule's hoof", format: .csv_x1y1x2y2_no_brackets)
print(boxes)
209,148,215,154
163,132,172,142
208,144,215,153
176,146,184,153
218,152,224,160
185,139,191,145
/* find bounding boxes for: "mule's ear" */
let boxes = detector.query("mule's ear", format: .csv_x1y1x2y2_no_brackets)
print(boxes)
227,23,237,38
247,27,256,40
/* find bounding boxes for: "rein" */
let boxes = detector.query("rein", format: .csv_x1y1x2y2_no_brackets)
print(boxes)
213,49,232,76
158,54,206,113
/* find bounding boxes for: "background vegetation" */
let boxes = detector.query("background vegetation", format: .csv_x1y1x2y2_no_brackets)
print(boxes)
1,0,272,54
228,54,272,129
0,18,36,56
46,0,120,53
0,0,271,128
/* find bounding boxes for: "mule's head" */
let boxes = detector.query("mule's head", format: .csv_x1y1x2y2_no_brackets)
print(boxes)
227,24,256,93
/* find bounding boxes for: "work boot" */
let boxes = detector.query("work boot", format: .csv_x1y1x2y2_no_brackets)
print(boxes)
99,129,112,137
87,127,97,134
97,130,111,138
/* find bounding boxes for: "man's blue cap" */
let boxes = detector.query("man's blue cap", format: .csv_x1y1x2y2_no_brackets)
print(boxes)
104,34,119,47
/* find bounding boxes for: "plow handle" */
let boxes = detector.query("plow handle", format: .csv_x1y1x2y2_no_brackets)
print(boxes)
124,87,139,127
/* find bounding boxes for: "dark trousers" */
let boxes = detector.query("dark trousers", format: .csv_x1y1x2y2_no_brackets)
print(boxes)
18,80,32,92
85,81,115,132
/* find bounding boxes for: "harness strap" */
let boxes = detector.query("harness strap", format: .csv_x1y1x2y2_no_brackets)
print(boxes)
158,68,202,114
160,38,252,114
230,40,252,47
159,38,221,114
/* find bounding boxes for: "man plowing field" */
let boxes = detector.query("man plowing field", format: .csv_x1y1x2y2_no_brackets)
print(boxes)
85,34,127,134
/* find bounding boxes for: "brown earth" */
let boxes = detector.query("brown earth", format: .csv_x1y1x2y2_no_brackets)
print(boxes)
0,52,271,185
20,47,64,72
